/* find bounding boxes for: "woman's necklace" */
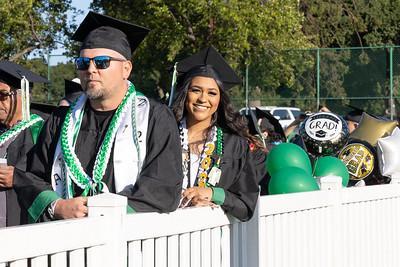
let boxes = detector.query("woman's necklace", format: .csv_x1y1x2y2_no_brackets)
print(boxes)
179,119,223,188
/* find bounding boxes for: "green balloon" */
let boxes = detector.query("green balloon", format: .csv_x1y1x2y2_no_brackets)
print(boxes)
266,143,312,176
269,167,319,194
313,156,350,187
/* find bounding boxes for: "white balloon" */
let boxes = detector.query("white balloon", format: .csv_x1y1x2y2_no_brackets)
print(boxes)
377,127,400,177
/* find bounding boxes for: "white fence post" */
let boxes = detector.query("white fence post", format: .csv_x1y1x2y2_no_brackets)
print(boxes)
87,193,127,267
241,199,260,267
319,175,342,191
320,175,343,267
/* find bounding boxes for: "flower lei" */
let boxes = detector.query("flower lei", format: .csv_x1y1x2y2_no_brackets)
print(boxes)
179,119,223,188
60,83,138,196
0,114,43,147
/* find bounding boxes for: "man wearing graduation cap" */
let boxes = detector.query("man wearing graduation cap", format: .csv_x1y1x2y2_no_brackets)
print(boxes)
0,61,48,227
14,11,183,222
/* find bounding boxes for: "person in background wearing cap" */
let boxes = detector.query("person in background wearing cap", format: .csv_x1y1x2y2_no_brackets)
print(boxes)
0,61,48,227
344,107,363,133
171,46,263,221
13,12,183,223
58,78,83,106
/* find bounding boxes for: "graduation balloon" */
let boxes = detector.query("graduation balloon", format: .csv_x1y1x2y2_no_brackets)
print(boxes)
338,140,389,185
350,113,397,146
269,167,319,195
313,156,349,187
266,143,312,176
377,127,400,177
299,112,349,157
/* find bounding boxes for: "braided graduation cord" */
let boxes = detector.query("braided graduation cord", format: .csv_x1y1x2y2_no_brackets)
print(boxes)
60,83,139,196
0,114,43,146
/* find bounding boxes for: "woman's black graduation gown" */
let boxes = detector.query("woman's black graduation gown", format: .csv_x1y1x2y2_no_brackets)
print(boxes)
0,127,36,226
14,99,183,222
213,133,262,221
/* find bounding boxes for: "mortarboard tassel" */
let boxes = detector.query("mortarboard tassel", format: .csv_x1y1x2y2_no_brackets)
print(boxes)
168,62,178,107
20,76,30,121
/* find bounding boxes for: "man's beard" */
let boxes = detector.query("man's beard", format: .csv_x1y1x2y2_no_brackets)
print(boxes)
85,86,106,100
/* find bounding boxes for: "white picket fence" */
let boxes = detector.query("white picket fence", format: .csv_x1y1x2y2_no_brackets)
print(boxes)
1,183,400,267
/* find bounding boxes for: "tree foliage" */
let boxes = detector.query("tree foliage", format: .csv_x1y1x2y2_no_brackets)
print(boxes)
300,0,400,115
4,0,400,115
0,0,80,104
20,58,77,104
301,0,400,47
90,0,311,105
0,0,78,61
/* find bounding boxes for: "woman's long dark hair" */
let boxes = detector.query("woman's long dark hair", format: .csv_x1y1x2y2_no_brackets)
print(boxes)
172,72,262,148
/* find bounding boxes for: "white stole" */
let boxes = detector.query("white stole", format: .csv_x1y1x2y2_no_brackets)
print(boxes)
51,92,150,198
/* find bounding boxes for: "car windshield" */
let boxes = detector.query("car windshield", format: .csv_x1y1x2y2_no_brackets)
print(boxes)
291,109,301,119
273,110,290,120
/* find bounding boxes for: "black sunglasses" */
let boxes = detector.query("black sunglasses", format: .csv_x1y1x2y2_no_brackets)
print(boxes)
0,90,16,101
75,56,126,70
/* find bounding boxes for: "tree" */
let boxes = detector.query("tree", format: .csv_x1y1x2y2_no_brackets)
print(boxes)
300,0,400,116
0,0,78,61
301,0,400,48
0,0,80,103
90,0,311,106
19,58,76,104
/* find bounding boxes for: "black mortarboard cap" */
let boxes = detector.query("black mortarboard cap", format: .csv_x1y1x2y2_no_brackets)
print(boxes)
255,108,286,140
344,105,364,123
246,108,263,136
0,61,48,89
64,79,83,103
64,79,82,94
176,46,241,90
30,102,56,119
72,11,150,59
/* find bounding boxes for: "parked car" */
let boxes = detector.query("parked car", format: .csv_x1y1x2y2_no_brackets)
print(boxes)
239,106,302,129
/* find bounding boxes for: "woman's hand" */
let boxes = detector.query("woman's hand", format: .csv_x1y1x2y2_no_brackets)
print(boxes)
181,186,213,207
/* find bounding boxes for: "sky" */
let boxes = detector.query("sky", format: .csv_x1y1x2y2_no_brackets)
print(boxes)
49,0,91,65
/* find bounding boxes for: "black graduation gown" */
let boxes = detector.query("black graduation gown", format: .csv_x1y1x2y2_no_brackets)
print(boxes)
14,99,183,222
250,147,268,196
214,133,261,221
0,127,35,226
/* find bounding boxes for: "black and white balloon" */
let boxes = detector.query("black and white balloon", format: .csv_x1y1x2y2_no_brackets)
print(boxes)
299,112,350,157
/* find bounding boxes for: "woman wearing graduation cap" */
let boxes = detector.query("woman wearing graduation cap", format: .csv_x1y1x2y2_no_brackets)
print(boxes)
0,61,48,227
171,46,264,221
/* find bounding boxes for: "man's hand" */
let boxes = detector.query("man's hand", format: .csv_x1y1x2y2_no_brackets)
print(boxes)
0,165,14,188
54,197,88,219
181,187,213,207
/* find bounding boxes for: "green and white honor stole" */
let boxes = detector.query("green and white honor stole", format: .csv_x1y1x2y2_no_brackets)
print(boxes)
51,82,149,198
0,114,43,147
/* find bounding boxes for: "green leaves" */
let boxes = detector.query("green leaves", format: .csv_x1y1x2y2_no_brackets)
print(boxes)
90,0,310,102
301,0,400,47
0,0,77,61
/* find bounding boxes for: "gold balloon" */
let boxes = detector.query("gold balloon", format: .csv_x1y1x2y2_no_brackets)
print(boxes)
350,113,397,146
338,143,374,181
